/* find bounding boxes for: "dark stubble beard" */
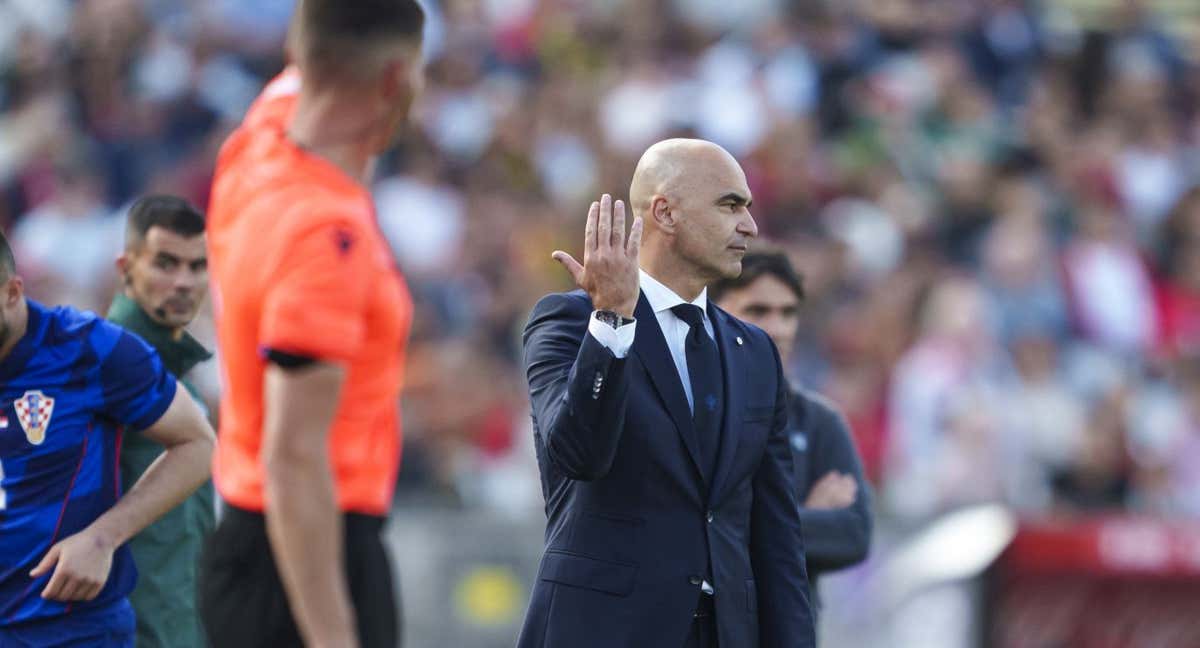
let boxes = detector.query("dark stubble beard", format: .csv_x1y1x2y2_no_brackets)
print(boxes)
0,310,9,353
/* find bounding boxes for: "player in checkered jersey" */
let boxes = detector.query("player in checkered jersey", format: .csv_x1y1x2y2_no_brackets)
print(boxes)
0,231,214,647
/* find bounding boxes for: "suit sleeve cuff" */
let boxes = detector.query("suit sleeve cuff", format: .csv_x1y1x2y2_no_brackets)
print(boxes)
587,311,636,358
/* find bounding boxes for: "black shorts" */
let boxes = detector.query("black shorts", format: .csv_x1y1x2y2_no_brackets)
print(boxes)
198,505,399,648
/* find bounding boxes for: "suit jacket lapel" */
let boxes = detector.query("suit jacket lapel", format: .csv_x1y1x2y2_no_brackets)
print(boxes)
631,293,706,483
707,304,747,506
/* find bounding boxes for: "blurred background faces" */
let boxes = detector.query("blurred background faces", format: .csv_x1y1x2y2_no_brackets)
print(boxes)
2,0,1200,646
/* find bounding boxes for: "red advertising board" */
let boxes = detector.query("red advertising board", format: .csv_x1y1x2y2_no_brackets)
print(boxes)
988,518,1200,648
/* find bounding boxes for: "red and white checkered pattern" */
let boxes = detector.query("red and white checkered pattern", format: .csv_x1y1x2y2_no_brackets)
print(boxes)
14,390,54,446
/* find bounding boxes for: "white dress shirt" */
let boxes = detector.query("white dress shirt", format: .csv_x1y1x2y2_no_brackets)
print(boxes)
589,270,715,412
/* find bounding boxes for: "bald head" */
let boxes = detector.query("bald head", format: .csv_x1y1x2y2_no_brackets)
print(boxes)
628,138,758,294
629,139,746,216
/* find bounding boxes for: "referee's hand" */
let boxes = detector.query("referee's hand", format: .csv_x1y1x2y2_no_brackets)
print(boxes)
30,529,115,602
553,193,643,319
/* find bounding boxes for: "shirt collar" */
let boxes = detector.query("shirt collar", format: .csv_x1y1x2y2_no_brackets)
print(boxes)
106,293,212,378
639,269,708,315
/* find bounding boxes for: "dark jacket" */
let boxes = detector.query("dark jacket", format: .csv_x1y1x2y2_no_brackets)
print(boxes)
787,389,872,595
516,290,815,648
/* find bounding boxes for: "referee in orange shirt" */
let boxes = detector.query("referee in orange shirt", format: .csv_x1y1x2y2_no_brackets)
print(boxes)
199,2,424,647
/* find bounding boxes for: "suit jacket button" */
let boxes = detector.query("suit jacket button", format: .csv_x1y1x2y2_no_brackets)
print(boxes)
689,576,702,586
706,511,714,524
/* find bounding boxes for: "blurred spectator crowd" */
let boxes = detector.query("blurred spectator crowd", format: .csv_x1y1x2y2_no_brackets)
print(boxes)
1,0,1199,526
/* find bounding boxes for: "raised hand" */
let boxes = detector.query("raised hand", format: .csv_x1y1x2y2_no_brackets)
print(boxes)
552,194,643,318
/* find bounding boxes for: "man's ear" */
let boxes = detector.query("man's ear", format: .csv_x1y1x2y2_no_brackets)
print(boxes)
3,275,23,308
379,55,415,103
651,195,676,234
115,253,133,287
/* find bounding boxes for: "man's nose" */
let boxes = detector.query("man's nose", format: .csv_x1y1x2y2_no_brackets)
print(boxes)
175,271,199,292
739,210,759,239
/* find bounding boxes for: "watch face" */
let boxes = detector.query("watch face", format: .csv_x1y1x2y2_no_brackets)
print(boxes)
596,310,631,328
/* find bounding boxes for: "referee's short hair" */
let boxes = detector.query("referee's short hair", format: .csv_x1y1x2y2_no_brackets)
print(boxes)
291,0,425,84
710,249,805,304
125,195,205,251
0,231,15,281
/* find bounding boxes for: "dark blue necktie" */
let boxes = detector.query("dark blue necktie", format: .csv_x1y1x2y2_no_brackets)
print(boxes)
671,304,724,482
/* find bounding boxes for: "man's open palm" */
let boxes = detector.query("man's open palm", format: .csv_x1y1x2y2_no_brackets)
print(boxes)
553,193,643,318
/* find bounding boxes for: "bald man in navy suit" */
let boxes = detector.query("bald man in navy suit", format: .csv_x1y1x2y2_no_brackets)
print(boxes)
518,139,815,648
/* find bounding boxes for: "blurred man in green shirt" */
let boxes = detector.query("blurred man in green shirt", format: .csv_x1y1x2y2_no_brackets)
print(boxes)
108,195,213,647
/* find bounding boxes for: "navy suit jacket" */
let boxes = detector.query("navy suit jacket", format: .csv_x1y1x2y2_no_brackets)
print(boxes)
517,290,816,648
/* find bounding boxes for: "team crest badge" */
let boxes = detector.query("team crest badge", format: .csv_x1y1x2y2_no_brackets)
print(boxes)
14,390,54,445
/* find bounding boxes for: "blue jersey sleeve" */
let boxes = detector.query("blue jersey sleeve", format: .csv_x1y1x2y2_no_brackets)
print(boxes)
97,328,178,430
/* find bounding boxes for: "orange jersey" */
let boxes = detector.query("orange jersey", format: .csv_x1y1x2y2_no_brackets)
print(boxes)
207,68,412,515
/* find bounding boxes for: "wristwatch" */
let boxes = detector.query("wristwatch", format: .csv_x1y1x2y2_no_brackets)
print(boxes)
595,310,635,329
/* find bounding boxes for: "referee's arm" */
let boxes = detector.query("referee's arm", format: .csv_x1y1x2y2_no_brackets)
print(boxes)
262,359,359,648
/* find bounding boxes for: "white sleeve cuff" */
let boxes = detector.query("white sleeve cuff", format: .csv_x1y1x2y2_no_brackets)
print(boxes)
587,312,636,358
